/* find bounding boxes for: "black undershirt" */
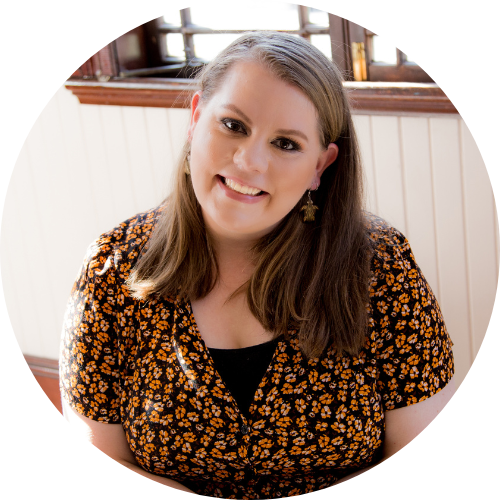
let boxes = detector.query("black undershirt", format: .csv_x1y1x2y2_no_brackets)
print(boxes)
208,338,279,418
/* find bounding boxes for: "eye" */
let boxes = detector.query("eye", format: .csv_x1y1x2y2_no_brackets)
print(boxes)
272,138,301,152
221,118,246,134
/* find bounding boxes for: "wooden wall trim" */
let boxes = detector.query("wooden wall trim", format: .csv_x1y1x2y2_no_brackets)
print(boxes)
346,83,457,114
24,355,62,413
65,79,458,114
25,354,59,379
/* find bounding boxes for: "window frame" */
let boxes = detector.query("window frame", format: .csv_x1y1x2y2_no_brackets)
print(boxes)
66,7,457,115
327,15,433,83
116,6,332,78
365,31,433,83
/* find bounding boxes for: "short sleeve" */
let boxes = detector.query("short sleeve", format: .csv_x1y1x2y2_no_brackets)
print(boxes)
59,238,122,422
367,225,455,411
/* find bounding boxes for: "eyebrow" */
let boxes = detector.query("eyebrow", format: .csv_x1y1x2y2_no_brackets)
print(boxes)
222,104,309,143
222,104,253,125
276,128,309,142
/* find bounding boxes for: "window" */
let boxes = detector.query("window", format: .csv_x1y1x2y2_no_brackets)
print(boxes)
67,4,456,114
365,30,432,82
74,4,430,83
120,4,333,79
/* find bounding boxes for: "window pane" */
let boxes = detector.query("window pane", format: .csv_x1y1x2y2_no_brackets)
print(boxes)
165,33,185,59
403,52,415,63
192,32,302,62
193,34,245,61
162,6,182,26
190,1,300,30
308,7,329,26
371,35,397,64
310,35,331,60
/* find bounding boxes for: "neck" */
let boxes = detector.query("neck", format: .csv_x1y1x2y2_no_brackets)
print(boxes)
206,230,259,293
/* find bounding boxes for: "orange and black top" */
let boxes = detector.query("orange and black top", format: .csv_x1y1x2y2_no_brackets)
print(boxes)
60,206,454,499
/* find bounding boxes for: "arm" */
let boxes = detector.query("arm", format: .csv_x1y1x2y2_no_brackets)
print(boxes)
62,399,195,494
335,376,456,484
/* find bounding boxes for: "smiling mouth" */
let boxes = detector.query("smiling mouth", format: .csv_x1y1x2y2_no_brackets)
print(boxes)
219,176,265,196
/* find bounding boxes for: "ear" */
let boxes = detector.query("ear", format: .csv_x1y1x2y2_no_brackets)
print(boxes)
311,143,339,188
187,91,202,141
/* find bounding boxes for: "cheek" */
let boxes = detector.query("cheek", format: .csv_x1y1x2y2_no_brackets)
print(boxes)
274,162,315,197
267,177,308,219
191,132,231,175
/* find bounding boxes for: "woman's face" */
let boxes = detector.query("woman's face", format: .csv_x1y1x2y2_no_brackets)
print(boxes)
188,60,338,242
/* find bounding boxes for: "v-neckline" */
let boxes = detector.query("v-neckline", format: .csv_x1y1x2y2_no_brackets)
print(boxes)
180,296,285,422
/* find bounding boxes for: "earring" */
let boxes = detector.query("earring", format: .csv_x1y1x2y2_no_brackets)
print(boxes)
300,190,319,222
184,153,191,175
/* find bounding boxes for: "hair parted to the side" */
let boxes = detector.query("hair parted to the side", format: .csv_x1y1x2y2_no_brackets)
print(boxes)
127,31,373,359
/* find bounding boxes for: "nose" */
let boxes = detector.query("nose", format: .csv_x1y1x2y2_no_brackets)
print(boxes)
232,138,269,173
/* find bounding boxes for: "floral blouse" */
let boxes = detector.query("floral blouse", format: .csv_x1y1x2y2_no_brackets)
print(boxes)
60,206,454,498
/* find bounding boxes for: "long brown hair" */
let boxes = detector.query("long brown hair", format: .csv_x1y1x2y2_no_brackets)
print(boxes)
127,32,373,359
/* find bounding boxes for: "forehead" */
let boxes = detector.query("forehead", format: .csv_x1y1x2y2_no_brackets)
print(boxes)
209,61,318,121
212,60,312,105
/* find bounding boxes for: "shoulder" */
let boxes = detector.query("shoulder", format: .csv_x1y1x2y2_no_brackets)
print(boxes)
84,205,164,275
363,213,416,283
362,214,454,409
363,216,446,324
365,212,409,256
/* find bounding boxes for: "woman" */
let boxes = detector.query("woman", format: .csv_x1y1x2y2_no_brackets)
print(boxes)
60,32,455,498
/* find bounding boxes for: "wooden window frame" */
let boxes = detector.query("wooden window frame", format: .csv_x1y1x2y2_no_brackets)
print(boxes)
116,6,331,79
66,8,457,115
328,15,433,84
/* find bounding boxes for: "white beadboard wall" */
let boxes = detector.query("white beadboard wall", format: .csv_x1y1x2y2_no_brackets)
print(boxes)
1,87,498,387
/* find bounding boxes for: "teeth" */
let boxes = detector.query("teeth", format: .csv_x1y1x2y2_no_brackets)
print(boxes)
224,178,262,196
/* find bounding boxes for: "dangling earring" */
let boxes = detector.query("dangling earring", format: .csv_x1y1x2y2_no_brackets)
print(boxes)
184,152,191,175
300,190,319,222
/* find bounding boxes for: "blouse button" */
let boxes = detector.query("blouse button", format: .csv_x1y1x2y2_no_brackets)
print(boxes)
241,424,250,435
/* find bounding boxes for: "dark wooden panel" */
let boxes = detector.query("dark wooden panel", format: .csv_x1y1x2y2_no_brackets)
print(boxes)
66,79,458,114
24,355,62,414
347,85,457,114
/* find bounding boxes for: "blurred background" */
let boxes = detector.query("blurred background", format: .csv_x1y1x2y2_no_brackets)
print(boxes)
1,2,497,412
